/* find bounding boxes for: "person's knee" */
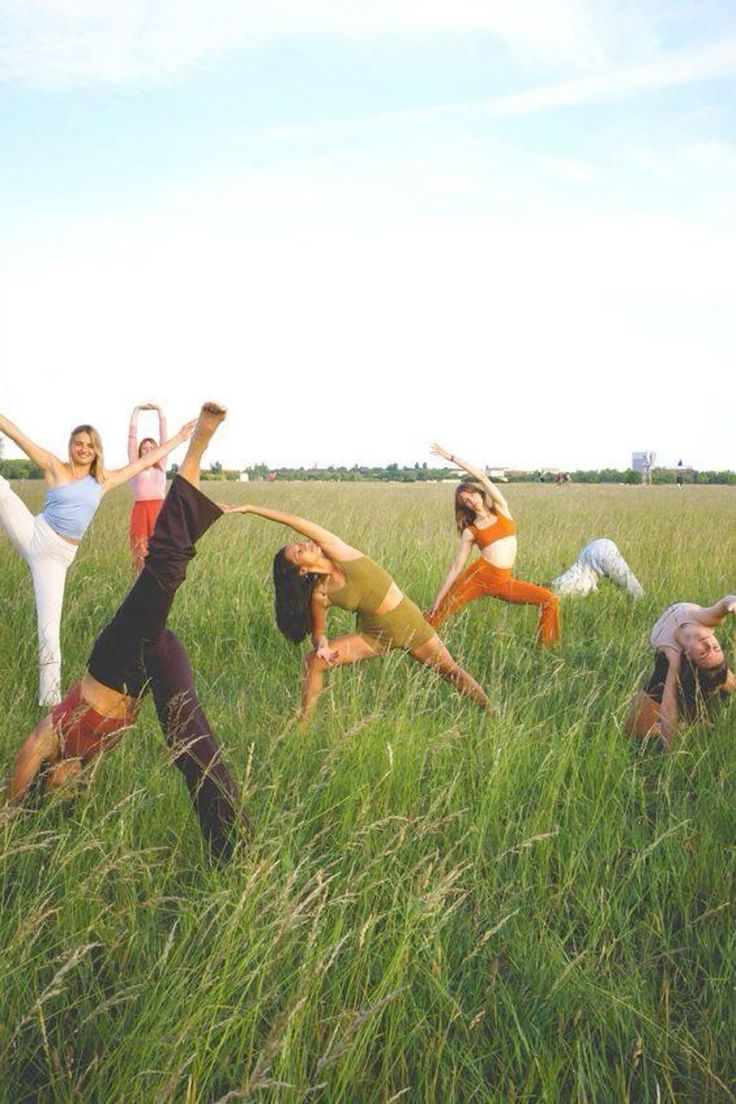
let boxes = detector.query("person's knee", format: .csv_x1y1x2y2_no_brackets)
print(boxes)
27,717,59,760
304,650,327,675
45,758,83,793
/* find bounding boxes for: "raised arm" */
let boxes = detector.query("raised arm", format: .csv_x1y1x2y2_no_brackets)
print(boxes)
431,442,510,516
693,596,736,628
103,420,195,494
223,504,360,561
428,530,474,618
156,404,168,446
0,414,60,476
127,405,141,463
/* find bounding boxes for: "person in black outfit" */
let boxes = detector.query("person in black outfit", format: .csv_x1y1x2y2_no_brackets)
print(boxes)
8,403,247,863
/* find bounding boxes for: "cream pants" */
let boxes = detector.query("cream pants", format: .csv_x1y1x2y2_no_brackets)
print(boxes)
0,475,77,705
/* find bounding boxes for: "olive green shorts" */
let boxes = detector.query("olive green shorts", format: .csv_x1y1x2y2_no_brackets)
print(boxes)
357,596,436,654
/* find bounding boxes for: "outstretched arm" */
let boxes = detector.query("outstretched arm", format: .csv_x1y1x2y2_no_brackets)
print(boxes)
431,442,511,516
0,414,60,476
428,531,474,618
223,503,360,561
103,420,195,493
658,650,681,751
694,596,736,628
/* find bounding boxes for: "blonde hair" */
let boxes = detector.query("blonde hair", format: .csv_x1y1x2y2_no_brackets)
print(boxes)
69,424,106,483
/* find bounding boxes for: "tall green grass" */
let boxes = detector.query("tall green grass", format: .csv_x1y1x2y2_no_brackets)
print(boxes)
1,482,735,1102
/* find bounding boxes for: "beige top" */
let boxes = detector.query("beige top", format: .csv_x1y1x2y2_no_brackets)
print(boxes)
650,603,707,653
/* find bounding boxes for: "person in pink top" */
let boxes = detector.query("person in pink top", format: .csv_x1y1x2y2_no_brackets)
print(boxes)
626,596,735,749
128,403,168,571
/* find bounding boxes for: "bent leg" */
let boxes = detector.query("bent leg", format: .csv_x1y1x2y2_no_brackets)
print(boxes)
626,691,664,747
410,635,491,709
8,713,61,802
596,541,644,598
490,574,561,645
426,560,493,628
0,475,35,559
550,558,597,597
301,633,380,722
147,630,248,863
45,758,83,794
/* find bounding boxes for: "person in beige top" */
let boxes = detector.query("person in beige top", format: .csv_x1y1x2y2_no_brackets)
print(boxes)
627,597,735,749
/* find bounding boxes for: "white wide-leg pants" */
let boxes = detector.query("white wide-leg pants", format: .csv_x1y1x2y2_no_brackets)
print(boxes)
552,538,644,598
0,475,77,705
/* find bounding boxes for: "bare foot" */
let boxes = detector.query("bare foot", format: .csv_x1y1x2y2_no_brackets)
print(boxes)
193,402,227,443
178,402,227,486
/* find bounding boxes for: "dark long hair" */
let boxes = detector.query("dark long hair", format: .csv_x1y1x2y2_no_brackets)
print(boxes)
646,651,731,720
272,547,321,643
454,481,493,534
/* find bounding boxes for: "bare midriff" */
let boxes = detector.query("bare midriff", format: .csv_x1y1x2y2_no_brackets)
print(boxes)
80,670,138,722
373,580,404,615
478,535,517,570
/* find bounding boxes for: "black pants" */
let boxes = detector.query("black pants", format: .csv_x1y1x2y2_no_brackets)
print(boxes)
146,629,248,862
88,476,246,861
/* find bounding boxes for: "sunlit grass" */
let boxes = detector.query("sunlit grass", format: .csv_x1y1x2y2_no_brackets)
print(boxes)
1,481,734,1101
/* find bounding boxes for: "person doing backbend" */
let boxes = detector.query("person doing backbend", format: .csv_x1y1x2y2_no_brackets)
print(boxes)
0,412,193,705
223,503,491,722
550,538,644,599
427,444,560,645
626,596,735,751
128,402,168,572
7,405,247,863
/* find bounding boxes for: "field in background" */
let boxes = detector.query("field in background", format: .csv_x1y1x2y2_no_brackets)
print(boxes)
1,481,735,1102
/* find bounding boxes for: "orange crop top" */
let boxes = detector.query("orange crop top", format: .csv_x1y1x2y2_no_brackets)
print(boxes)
469,512,517,548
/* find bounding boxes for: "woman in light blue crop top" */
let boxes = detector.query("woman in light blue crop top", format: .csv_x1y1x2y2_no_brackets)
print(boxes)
0,412,194,705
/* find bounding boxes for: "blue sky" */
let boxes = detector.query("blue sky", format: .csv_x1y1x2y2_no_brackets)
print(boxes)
1,1,734,471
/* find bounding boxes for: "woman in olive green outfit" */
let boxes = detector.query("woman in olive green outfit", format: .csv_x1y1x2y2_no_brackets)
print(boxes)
223,503,491,721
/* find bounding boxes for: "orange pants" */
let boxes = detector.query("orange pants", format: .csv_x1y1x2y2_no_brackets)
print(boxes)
130,498,164,573
428,559,560,645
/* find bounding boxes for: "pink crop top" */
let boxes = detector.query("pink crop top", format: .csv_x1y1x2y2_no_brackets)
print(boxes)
128,408,167,502
650,603,708,653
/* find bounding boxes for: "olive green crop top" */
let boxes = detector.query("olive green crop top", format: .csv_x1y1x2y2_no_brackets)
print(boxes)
328,555,394,613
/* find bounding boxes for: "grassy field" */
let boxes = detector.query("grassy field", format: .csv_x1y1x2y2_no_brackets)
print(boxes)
1,480,735,1103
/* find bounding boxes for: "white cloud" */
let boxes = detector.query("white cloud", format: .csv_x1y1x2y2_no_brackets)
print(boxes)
263,36,736,148
0,0,613,87
482,37,736,116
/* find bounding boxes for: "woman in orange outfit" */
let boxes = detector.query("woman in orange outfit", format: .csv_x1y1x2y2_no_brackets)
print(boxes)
128,402,168,572
427,443,560,645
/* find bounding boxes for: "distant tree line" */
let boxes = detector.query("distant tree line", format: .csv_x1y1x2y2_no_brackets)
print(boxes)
238,464,736,485
2,458,735,485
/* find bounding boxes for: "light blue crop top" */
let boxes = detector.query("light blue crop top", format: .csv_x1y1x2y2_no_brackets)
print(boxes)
42,476,102,540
